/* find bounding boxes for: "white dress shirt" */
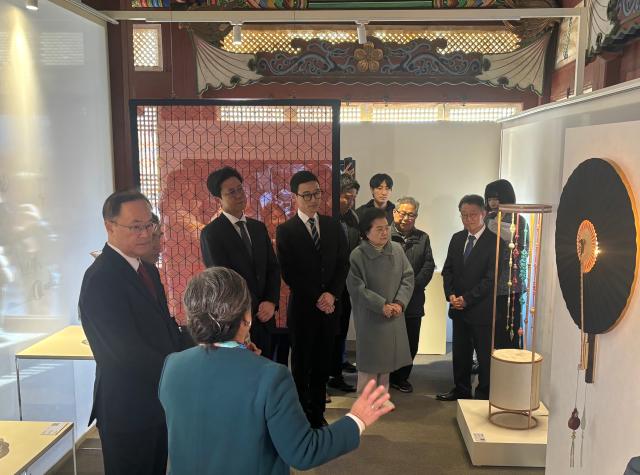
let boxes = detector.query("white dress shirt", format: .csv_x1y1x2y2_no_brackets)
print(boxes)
297,209,321,239
464,225,486,255
222,210,252,245
108,242,141,271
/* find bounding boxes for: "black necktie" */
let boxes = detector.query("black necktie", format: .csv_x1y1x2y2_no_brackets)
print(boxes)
237,221,252,257
463,235,476,262
308,217,321,251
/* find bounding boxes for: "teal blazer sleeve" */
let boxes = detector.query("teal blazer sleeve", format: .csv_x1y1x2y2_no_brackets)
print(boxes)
265,364,360,470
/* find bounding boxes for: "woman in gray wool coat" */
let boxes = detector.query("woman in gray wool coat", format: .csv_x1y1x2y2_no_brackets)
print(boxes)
347,208,415,407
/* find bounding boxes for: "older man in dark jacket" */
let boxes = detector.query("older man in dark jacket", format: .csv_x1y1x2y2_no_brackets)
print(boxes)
389,197,436,393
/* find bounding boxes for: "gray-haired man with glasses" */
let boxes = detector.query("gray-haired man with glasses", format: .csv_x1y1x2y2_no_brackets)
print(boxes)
79,190,188,475
389,197,435,394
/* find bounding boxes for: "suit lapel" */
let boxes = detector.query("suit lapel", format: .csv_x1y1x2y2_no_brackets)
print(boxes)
464,229,489,266
219,213,253,263
293,215,318,254
318,215,331,253
102,245,162,311
102,245,180,349
246,219,264,266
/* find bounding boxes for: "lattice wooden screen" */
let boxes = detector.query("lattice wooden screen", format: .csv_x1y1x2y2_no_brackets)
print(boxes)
132,101,339,325
222,28,520,55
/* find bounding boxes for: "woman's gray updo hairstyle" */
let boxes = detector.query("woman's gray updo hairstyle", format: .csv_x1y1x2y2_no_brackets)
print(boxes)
183,267,252,345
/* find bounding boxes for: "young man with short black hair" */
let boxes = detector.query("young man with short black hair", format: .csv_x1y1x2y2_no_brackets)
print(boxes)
276,170,349,428
200,166,281,358
356,173,395,224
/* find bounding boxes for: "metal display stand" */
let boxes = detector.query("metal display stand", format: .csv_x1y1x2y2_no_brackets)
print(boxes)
488,204,552,430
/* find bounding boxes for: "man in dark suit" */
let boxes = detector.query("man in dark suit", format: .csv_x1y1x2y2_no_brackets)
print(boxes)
328,174,360,393
200,167,281,357
79,191,189,475
438,194,498,401
276,170,349,428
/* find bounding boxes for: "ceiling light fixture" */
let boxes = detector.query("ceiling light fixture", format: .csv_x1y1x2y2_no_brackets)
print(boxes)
26,0,38,10
356,21,368,44
232,23,243,45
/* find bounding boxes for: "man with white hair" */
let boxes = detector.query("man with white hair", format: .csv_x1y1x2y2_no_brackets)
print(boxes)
389,197,435,393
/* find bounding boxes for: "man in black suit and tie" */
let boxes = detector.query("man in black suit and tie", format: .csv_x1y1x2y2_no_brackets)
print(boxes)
200,166,281,356
79,191,189,475
276,170,349,428
438,194,499,402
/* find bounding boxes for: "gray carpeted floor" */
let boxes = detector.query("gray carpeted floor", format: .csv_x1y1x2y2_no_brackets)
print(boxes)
297,352,544,475
51,351,545,475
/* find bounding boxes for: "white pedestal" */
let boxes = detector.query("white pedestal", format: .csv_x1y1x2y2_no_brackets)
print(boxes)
418,271,447,355
456,399,548,467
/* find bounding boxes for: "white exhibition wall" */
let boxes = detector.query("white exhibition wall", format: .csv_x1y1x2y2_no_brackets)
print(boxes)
0,0,112,441
500,81,640,474
343,122,502,345
345,122,501,268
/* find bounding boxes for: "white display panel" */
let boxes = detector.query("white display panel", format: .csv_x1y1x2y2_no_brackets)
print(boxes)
500,84,640,474
544,121,640,475
344,121,501,268
0,0,112,430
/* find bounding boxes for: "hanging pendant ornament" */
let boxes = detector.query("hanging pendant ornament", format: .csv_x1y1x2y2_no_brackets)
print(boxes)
568,407,581,467
506,220,517,339
509,214,521,341
565,220,596,468
580,385,587,468
521,215,532,350
555,158,639,469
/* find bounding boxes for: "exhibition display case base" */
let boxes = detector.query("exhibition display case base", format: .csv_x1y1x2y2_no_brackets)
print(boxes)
456,399,548,467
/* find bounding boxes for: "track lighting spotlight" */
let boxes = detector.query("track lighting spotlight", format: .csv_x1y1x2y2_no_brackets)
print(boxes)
356,21,368,45
232,23,242,45
26,0,38,10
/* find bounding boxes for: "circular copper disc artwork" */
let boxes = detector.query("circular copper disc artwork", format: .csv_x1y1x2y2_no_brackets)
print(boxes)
555,158,638,334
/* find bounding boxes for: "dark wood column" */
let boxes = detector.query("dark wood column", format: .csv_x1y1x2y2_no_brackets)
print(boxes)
591,51,623,91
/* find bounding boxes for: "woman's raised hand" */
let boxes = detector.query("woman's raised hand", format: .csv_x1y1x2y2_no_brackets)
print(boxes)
349,380,394,428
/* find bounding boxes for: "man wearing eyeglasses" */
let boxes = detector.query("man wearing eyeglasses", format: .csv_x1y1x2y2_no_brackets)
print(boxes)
276,170,349,428
79,191,188,475
389,197,436,394
200,167,281,358
437,194,499,402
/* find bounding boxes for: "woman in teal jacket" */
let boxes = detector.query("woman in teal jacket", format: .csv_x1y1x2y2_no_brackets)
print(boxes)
159,267,392,475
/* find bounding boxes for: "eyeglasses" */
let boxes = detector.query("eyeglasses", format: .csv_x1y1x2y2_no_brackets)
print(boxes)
111,220,157,234
395,210,417,220
222,186,245,198
460,213,481,220
296,190,323,201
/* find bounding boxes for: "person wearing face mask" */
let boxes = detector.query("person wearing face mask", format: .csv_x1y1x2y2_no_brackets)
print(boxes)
437,195,499,402
347,208,414,405
355,173,395,224
389,197,436,394
276,170,350,428
200,167,281,359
